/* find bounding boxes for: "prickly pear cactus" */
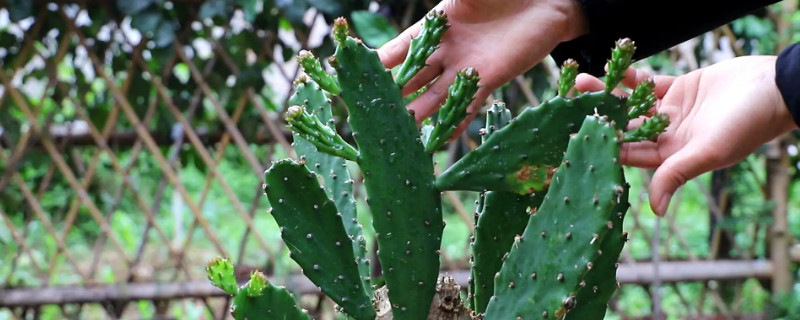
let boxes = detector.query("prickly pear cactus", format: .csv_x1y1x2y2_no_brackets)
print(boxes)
208,10,670,319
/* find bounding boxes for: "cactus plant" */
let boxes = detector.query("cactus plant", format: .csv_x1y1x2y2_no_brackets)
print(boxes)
209,11,670,320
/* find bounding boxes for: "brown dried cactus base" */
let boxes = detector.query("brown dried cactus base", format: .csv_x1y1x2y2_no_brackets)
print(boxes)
373,275,479,320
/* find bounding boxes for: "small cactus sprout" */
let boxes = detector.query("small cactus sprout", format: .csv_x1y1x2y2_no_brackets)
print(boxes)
333,17,349,45
623,113,670,142
206,257,238,296
394,10,449,87
626,78,656,118
244,271,268,297
425,67,481,152
559,59,579,97
605,38,636,93
297,50,341,94
285,105,359,161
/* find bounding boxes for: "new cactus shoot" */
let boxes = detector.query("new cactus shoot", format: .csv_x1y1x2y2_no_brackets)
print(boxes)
425,67,481,152
298,50,341,94
285,105,360,162
394,10,449,87
605,38,636,93
558,59,579,97
624,113,670,142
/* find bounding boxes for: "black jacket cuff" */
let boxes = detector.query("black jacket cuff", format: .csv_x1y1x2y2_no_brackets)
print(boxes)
776,42,800,127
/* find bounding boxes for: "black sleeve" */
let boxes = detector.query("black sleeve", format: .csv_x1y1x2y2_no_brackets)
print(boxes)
776,42,800,127
550,0,780,76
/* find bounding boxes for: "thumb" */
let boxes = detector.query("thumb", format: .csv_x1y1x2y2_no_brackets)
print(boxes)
648,146,711,216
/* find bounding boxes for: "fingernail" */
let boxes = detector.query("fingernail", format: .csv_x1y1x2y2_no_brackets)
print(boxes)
655,193,672,216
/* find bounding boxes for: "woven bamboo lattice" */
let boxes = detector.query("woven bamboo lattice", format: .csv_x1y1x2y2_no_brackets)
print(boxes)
0,2,797,319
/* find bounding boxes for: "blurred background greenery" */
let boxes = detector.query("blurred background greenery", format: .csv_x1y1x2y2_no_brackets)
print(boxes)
0,1,799,319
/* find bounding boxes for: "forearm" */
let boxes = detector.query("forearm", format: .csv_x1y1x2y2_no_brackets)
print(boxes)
551,0,781,76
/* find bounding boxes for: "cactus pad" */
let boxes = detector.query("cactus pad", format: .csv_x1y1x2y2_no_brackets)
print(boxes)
483,115,626,319
263,159,375,319
231,271,311,320
436,92,628,194
333,22,444,320
289,79,371,296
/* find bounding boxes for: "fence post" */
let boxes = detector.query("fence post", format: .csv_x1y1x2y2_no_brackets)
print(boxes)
766,137,792,295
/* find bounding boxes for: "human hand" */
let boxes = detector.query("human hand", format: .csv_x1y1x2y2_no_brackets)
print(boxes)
575,56,798,216
377,0,588,136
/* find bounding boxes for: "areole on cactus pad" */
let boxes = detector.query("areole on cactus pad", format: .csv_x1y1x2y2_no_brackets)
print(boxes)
207,10,668,320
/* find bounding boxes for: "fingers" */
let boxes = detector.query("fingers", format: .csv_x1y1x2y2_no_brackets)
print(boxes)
377,22,421,69
619,67,676,98
647,145,712,216
402,63,444,96
574,73,627,96
619,141,662,169
574,73,604,92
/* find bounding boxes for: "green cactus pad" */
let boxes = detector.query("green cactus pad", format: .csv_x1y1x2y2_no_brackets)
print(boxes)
425,67,481,152
558,59,579,97
564,178,629,320
334,31,444,320
436,92,628,194
624,113,670,142
626,78,656,119
483,115,626,319
298,50,341,94
472,191,545,313
263,159,375,319
206,258,239,296
395,10,449,87
289,80,371,297
231,271,310,320
470,102,546,313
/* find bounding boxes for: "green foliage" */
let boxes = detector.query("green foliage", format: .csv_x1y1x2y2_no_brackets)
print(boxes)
351,11,398,48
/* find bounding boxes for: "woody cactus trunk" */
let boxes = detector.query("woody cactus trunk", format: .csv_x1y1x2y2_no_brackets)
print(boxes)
207,12,668,320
